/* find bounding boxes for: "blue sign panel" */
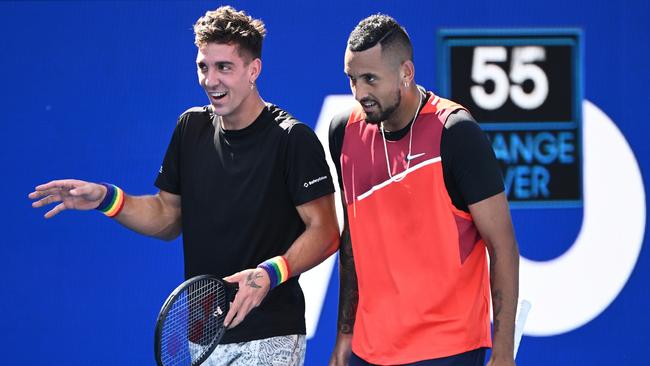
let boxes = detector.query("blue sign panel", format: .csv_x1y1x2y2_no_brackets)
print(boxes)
438,30,583,208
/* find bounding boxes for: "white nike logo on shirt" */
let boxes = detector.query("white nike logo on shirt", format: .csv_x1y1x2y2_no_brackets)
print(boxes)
406,152,426,161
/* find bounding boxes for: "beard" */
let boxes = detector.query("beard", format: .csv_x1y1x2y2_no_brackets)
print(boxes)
362,89,402,125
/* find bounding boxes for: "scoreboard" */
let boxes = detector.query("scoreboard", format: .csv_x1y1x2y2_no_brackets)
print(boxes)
437,29,583,208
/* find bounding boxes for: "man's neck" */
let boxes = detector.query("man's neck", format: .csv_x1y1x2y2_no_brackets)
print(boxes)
220,92,266,131
382,86,422,132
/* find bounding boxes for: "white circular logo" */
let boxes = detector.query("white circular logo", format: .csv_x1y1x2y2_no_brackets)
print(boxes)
520,100,646,336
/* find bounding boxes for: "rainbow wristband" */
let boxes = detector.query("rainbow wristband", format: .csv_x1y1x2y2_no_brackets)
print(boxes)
257,256,291,289
95,183,125,217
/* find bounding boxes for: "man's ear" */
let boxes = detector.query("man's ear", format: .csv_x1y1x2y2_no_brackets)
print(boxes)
400,59,415,86
249,58,262,84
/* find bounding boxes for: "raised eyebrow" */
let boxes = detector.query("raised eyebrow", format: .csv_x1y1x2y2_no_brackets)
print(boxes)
215,61,235,67
196,61,235,67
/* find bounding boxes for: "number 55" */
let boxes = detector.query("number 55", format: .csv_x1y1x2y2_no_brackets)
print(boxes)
470,46,549,110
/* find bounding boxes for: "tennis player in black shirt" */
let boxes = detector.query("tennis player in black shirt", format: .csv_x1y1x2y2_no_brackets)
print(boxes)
30,6,339,365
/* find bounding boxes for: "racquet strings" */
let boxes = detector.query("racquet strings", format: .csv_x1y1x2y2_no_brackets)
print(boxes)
159,278,227,366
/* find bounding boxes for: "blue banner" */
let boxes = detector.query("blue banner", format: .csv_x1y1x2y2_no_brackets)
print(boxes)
2,1,647,365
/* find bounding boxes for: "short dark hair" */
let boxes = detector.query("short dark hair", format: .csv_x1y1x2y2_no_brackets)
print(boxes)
193,6,266,60
347,14,413,62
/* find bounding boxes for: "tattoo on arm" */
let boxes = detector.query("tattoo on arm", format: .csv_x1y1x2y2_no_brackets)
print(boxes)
492,289,503,333
246,272,263,289
338,227,359,334
489,247,503,334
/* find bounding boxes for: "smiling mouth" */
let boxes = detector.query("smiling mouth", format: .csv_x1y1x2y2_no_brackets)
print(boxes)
361,100,378,109
209,91,228,100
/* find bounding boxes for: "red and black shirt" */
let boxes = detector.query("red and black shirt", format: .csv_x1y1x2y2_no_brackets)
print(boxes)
329,90,503,364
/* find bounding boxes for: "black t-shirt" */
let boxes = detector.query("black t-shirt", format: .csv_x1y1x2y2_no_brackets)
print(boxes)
155,103,335,343
329,106,503,212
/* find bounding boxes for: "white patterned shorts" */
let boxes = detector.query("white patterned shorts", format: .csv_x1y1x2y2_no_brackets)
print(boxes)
191,334,306,366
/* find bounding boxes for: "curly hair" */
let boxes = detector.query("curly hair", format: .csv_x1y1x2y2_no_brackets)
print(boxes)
348,14,413,63
193,6,266,60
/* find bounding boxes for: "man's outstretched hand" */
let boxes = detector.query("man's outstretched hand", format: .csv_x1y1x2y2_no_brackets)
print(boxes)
29,179,107,218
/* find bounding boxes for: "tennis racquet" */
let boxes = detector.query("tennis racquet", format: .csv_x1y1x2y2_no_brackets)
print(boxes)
154,275,238,366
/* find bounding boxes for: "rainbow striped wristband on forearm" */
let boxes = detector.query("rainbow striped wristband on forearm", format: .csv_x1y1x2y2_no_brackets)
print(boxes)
95,183,125,217
257,256,291,289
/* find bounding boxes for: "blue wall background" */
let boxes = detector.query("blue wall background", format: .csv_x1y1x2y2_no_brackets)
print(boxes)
1,0,648,364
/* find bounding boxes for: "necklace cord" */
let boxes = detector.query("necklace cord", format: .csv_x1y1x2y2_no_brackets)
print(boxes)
380,89,424,181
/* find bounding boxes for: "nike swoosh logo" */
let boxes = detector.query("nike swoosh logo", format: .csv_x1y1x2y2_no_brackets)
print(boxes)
406,152,426,161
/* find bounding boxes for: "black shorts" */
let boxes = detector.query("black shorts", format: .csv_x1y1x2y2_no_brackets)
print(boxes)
349,348,487,366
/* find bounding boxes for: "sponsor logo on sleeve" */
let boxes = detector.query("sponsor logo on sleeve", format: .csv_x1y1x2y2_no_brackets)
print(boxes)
303,176,328,188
